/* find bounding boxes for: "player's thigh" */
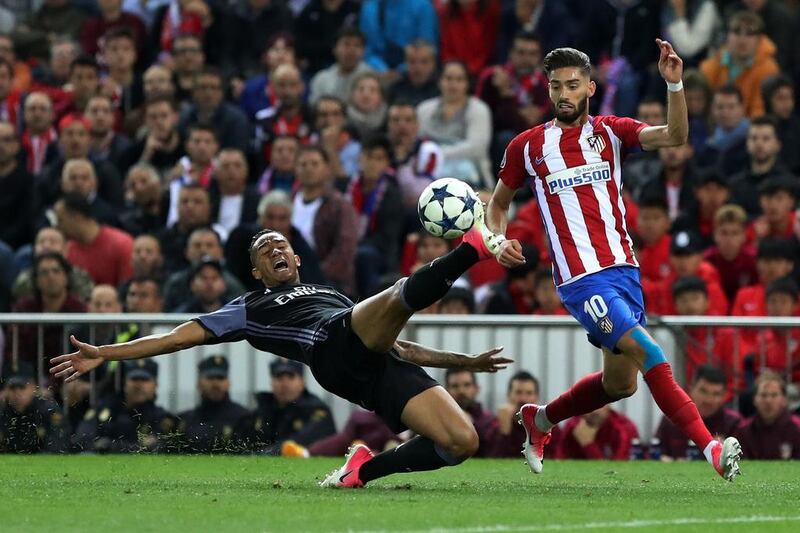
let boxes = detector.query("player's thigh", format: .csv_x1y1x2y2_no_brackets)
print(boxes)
400,386,478,455
351,279,413,353
601,345,640,398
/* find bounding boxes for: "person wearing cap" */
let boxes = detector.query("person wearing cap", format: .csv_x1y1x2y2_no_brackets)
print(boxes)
703,204,758,303
173,257,229,314
672,171,731,248
52,228,512,488
655,366,741,461
646,231,728,315
75,358,177,453
0,362,70,453
176,355,249,453
747,176,797,242
238,357,335,455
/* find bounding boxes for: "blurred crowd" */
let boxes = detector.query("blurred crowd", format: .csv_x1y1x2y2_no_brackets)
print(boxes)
2,0,800,455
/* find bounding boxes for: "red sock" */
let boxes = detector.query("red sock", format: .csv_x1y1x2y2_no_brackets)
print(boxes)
545,371,616,425
644,362,713,450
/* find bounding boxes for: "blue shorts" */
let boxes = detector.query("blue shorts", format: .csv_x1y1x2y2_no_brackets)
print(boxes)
557,266,646,353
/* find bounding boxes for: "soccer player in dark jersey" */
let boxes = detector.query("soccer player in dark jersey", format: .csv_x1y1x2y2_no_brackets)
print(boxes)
50,223,510,488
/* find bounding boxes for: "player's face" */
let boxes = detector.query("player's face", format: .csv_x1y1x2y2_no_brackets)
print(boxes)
507,379,538,408
674,290,708,316
446,371,478,409
754,380,786,423
251,232,302,286
548,68,594,125
757,258,794,284
767,292,796,317
125,378,157,406
199,376,229,402
713,222,745,258
690,379,725,418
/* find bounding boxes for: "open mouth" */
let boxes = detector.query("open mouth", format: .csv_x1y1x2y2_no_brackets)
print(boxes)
272,258,289,272
558,103,574,111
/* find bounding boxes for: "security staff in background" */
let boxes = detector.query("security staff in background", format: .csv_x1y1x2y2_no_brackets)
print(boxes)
240,358,336,454
76,359,178,453
177,355,249,453
0,362,70,453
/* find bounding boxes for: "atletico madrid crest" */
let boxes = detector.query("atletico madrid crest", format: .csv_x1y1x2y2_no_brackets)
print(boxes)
598,316,614,335
587,134,606,154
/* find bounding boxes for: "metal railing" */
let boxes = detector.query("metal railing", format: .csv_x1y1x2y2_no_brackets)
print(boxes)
0,313,795,439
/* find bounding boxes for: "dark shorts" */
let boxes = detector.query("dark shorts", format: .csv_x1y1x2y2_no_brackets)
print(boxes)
309,310,439,433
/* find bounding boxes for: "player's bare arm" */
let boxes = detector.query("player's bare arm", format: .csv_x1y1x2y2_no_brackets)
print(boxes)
393,341,512,373
487,180,526,268
49,321,210,383
639,39,688,151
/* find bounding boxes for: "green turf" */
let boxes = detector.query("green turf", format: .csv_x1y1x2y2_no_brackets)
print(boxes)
2,456,799,533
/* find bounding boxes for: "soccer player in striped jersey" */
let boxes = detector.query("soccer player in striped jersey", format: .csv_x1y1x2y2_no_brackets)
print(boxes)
485,41,742,481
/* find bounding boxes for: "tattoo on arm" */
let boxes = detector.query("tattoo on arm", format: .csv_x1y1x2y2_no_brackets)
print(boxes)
394,340,468,369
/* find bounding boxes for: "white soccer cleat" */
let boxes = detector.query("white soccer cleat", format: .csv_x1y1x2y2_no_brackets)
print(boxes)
711,437,743,482
319,444,374,488
462,202,506,260
516,404,552,474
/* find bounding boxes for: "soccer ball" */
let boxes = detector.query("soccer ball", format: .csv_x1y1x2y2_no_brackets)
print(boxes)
417,178,482,239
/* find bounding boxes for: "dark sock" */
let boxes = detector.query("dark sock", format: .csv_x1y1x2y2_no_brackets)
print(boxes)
400,244,480,310
359,436,463,484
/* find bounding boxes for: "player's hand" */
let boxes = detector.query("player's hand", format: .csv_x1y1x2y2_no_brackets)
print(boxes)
464,347,513,373
656,38,683,84
49,335,105,383
497,239,526,268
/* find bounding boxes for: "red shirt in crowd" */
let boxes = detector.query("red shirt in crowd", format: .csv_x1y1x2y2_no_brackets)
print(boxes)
655,407,741,459
557,410,639,460
739,327,800,383
646,261,729,315
506,199,551,266
437,0,501,76
703,245,758,304
66,225,134,286
79,12,147,59
638,234,671,283
682,326,739,390
734,410,800,460
746,211,796,243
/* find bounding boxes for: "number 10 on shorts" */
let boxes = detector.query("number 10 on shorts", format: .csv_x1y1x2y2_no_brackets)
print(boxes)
583,295,608,323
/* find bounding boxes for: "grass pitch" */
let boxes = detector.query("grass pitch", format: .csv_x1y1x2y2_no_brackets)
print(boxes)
2,456,799,533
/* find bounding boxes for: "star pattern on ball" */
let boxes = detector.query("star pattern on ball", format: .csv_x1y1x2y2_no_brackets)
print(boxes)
438,213,460,232
431,185,455,203
462,194,477,214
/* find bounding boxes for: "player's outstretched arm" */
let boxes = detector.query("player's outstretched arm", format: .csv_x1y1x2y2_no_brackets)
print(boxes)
394,340,513,372
639,39,688,150
50,321,210,383
487,180,526,268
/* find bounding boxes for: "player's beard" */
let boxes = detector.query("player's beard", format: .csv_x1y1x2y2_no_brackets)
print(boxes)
554,97,588,124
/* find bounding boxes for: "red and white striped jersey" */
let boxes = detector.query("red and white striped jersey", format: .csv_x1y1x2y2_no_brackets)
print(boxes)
499,115,648,286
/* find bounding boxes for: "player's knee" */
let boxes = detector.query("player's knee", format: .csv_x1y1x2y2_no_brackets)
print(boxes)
443,424,479,459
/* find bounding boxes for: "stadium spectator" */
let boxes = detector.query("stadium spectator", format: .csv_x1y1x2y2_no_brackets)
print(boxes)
697,85,749,176
386,40,440,106
149,0,213,61
672,171,731,248
444,369,497,457
489,371,559,457
239,358,335,455
173,257,228,313
180,68,250,152
256,135,298,195
313,96,361,180
734,370,800,459
56,193,134,286
79,0,147,60
703,204,758,303
660,0,720,67
117,234,164,300
156,184,217,274
359,0,438,72
237,33,296,122
165,124,219,227
230,0,293,80
747,176,797,243
0,122,34,250
346,71,387,140
655,365,741,460
296,0,360,75
209,149,259,236
119,163,167,236
732,237,796,319
20,92,59,176
417,61,492,187
59,158,120,228
533,269,568,315
761,74,800,173
59,55,101,120
176,355,249,453
0,362,70,453
125,275,163,313
495,0,575,63
437,0,500,77
476,31,549,168
630,143,696,222
162,227,244,311
386,101,442,209
484,243,539,314
723,0,794,71
101,27,144,118
683,69,713,153
0,34,32,93
293,146,358,295
0,58,21,126
306,409,399,457
171,33,206,105
224,190,325,291
11,0,87,61
439,286,475,314
310,27,372,105
700,10,779,118
636,196,672,284
11,252,87,371
33,37,78,90
123,64,177,138
557,405,639,460
346,135,403,297
254,64,312,166
120,96,185,177
76,358,178,453
86,95,132,169
11,227,94,304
